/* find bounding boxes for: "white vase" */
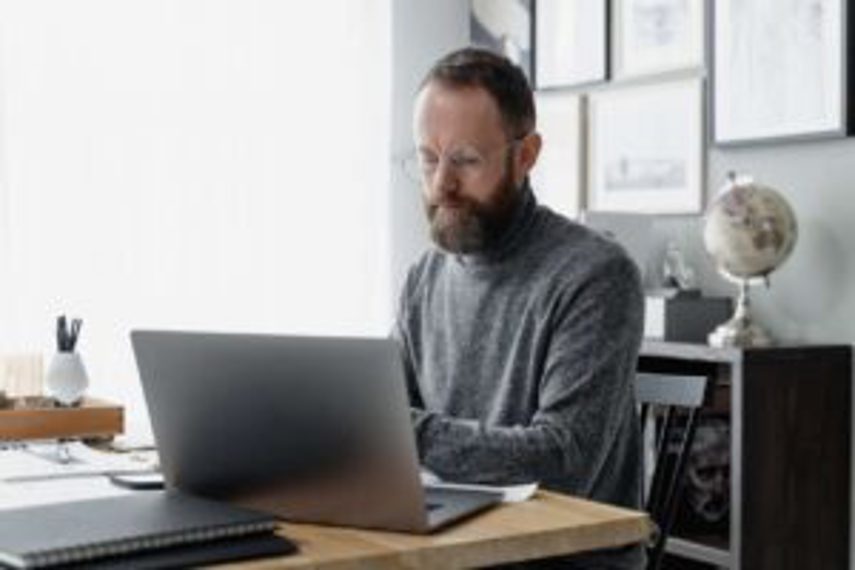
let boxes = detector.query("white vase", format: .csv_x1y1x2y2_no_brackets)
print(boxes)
46,352,89,406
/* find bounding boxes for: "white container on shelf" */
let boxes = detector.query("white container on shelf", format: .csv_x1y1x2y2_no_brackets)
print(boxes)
45,352,89,406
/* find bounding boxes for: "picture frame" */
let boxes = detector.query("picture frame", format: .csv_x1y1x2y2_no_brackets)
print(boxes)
713,0,852,145
613,0,705,78
535,0,609,89
530,92,585,219
470,0,534,85
587,78,704,214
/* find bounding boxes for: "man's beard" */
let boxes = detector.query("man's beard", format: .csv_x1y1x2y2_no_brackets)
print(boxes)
424,163,521,254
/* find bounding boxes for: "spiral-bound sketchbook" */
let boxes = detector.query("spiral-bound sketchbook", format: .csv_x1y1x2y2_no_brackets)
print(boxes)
0,491,294,569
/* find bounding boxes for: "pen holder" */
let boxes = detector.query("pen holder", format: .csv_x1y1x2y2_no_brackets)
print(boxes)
45,351,89,406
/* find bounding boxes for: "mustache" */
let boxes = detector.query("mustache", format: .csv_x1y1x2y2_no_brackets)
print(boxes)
427,195,480,210
427,199,480,221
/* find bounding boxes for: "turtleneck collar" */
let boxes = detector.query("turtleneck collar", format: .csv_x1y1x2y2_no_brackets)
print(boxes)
449,179,539,269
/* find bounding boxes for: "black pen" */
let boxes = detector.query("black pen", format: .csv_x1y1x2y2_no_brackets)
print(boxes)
56,315,67,351
70,319,82,351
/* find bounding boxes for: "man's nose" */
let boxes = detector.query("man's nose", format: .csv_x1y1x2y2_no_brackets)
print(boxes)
429,160,459,198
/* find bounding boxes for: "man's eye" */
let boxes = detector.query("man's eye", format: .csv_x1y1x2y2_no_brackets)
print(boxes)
452,155,482,168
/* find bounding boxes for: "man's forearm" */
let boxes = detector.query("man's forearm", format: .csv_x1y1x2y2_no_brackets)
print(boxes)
412,407,570,485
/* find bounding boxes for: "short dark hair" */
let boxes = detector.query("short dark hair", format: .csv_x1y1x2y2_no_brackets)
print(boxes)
420,47,535,139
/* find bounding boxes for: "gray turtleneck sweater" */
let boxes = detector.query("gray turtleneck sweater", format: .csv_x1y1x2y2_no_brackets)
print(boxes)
394,185,645,569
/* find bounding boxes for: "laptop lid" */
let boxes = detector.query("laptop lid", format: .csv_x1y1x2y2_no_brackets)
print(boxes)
131,330,433,532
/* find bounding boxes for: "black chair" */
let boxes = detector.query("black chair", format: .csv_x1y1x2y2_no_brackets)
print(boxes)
635,372,711,570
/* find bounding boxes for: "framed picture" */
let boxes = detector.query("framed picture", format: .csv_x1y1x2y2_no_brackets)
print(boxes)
535,0,609,89
714,0,851,144
530,92,585,219
614,0,705,78
587,79,704,214
470,0,534,84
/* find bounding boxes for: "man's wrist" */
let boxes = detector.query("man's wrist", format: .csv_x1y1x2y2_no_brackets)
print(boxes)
409,407,433,454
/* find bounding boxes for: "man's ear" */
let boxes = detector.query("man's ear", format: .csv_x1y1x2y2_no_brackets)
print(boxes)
515,132,542,186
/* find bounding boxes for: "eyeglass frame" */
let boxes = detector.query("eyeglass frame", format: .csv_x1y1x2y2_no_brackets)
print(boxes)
400,135,529,184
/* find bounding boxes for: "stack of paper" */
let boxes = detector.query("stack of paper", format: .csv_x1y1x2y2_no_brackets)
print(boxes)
0,441,158,511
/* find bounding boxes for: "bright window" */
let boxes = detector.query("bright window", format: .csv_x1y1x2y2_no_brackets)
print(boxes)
0,0,391,439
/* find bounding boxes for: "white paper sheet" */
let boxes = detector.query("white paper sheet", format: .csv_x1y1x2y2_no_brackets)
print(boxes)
0,442,158,510
420,470,538,503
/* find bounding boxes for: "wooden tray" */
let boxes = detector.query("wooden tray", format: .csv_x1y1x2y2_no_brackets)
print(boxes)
0,397,123,441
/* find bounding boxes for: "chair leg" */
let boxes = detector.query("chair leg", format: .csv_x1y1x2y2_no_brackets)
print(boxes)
647,408,701,570
647,408,674,520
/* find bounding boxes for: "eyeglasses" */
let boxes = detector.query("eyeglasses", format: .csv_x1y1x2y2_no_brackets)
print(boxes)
400,138,524,184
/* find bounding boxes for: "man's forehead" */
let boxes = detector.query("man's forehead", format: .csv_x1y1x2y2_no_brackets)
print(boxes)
413,82,506,145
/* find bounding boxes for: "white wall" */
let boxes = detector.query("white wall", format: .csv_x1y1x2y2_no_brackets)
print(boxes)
389,0,468,296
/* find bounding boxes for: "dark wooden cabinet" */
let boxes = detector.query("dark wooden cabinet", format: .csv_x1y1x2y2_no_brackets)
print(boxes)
639,341,851,570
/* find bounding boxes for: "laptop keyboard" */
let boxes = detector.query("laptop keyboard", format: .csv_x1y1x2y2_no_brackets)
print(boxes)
425,502,442,512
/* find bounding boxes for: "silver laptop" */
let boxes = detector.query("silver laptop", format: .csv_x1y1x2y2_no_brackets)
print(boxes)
131,330,501,533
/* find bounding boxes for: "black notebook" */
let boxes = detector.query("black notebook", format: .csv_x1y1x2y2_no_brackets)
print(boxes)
0,491,293,569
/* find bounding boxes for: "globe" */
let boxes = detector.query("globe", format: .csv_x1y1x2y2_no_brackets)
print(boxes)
703,175,798,280
702,173,798,347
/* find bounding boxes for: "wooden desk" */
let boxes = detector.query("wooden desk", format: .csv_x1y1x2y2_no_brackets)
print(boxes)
217,491,651,569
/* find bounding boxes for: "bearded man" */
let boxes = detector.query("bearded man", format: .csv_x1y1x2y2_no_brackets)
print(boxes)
393,48,645,569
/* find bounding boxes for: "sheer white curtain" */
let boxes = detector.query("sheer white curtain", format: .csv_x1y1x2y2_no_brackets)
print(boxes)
0,0,391,439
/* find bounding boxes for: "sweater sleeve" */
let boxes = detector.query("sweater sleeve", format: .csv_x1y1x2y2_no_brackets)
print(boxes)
392,264,426,409
412,254,644,489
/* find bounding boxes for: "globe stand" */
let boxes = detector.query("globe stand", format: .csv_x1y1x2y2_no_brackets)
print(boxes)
708,278,773,348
